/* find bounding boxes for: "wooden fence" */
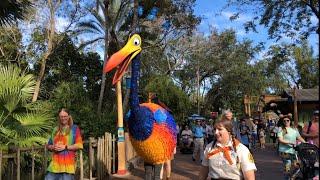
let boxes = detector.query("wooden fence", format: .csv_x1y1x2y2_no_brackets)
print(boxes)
0,132,138,180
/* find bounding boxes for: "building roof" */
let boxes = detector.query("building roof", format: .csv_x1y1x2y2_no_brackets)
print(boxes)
284,88,319,102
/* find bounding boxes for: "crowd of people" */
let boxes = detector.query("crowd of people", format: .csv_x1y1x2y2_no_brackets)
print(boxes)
175,109,319,180
44,107,318,180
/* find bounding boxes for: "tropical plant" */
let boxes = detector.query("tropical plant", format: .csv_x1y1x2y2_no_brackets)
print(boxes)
0,0,32,26
0,64,54,147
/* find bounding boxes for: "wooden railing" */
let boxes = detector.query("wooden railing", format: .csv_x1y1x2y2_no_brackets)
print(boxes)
0,133,121,180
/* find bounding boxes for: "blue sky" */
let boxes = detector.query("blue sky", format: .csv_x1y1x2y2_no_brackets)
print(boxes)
194,0,319,58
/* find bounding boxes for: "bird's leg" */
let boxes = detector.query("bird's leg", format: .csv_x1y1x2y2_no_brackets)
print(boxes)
144,162,153,180
153,163,162,180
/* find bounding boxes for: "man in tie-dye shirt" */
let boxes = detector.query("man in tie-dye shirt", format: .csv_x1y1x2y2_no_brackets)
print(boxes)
45,108,83,180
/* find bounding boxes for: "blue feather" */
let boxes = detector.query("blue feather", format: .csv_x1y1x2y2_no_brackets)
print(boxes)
128,106,154,141
154,109,167,124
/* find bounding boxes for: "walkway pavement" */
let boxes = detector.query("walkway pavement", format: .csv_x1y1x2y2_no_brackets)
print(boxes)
112,143,283,180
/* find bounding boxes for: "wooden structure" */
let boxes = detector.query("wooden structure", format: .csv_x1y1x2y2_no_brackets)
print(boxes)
265,88,319,124
245,88,319,125
243,95,261,117
0,132,138,180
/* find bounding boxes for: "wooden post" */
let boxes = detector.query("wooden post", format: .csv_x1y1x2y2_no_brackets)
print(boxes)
112,134,116,174
108,133,112,174
32,146,34,180
0,149,2,180
116,81,127,175
244,95,248,115
97,138,101,180
17,148,20,180
104,132,111,174
89,137,94,180
293,87,298,127
248,97,251,117
44,146,47,175
80,150,83,180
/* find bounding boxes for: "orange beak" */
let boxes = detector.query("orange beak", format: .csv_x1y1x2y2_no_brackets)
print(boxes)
103,34,142,85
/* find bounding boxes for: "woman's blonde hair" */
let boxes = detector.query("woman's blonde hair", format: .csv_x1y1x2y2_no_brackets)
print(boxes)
57,108,73,135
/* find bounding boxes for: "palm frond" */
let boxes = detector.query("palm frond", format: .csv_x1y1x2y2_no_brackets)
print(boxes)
90,10,105,30
76,21,104,35
77,37,104,50
13,112,53,137
0,0,33,26
0,64,54,147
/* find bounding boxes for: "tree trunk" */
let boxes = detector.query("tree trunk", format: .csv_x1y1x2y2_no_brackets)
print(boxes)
32,0,55,102
97,0,109,115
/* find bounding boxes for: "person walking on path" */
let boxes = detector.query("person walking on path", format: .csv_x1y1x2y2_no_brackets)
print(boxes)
251,119,258,149
277,114,305,180
45,108,83,180
222,110,241,139
239,118,251,150
192,119,205,162
258,128,266,149
302,110,319,147
199,118,257,180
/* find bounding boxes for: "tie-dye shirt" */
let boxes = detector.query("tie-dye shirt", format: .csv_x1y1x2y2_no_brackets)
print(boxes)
47,125,83,174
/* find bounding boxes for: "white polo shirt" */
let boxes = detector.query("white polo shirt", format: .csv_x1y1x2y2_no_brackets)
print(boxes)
202,140,257,180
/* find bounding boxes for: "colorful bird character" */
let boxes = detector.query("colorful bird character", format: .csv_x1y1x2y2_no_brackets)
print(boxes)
104,34,177,179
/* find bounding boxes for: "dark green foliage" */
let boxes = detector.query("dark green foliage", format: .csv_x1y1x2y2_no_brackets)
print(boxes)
143,75,192,124
0,0,32,26
50,81,117,138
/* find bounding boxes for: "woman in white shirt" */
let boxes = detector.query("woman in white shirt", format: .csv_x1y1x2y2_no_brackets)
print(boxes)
199,118,257,180
181,125,193,148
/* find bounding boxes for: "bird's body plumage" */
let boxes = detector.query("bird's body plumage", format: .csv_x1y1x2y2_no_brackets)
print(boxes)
128,103,177,164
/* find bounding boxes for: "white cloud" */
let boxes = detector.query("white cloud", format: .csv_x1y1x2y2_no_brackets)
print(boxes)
56,17,70,32
236,29,246,36
310,15,318,25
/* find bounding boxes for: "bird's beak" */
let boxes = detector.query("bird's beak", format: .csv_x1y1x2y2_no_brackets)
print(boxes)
103,34,142,85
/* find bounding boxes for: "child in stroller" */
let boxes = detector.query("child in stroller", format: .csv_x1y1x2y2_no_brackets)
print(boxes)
180,125,194,154
291,143,319,180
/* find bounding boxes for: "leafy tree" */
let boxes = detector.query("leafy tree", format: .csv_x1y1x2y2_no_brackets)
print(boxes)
75,0,130,114
76,0,200,114
225,0,319,40
0,0,32,26
292,41,319,88
26,0,84,102
38,35,103,101
0,64,54,147
0,25,28,68
143,75,192,123
280,40,319,89
50,81,117,138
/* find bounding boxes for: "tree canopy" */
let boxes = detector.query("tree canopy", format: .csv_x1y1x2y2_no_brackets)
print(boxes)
226,0,319,40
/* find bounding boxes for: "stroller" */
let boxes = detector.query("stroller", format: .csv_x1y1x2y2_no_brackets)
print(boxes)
291,143,319,180
179,134,194,154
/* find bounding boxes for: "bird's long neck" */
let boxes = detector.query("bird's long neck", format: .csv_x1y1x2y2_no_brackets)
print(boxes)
130,54,140,112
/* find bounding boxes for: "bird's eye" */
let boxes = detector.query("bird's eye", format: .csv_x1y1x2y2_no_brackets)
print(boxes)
133,38,140,46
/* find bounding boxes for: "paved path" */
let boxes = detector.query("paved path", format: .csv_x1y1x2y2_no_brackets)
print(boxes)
112,144,283,180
